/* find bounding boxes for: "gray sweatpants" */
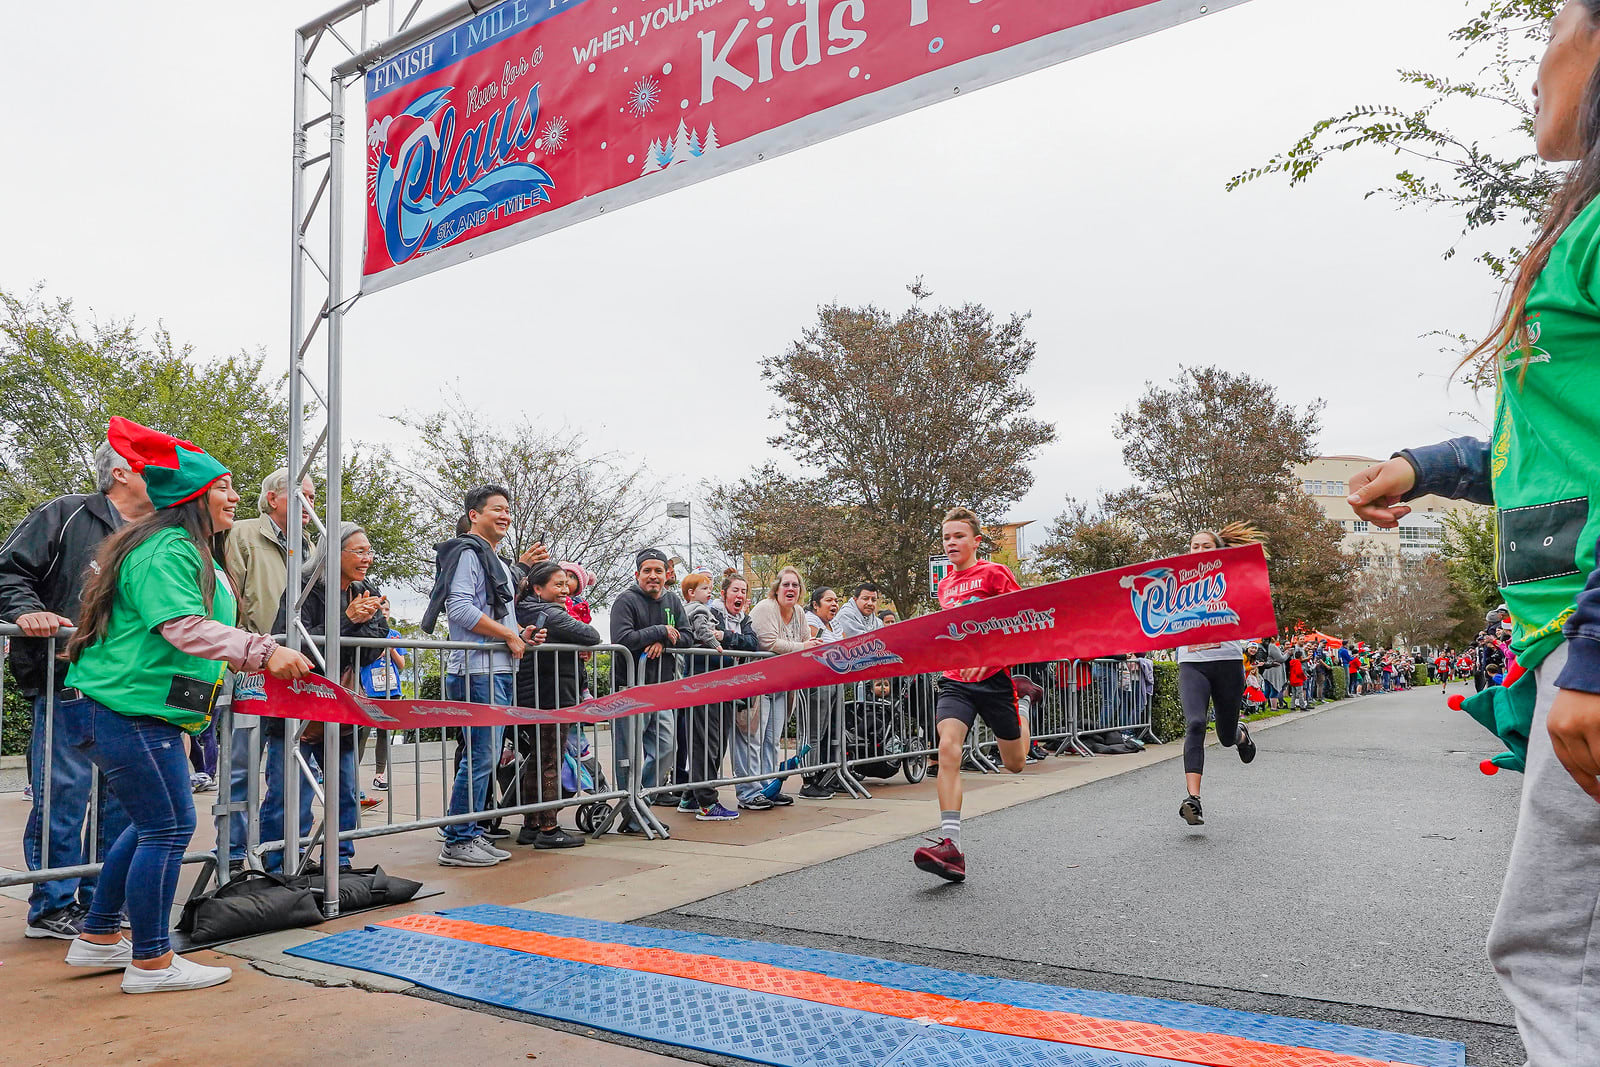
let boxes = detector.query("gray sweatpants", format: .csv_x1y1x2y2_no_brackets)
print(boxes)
1486,643,1600,1065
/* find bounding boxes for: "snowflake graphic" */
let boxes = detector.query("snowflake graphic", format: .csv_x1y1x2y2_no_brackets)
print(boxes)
628,76,661,117
541,116,570,152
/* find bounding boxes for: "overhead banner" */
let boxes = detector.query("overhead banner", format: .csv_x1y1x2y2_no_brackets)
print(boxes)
360,0,1243,292
247,545,1276,727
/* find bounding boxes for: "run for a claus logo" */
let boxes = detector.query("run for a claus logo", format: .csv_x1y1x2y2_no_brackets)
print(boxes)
1120,560,1240,639
810,638,904,674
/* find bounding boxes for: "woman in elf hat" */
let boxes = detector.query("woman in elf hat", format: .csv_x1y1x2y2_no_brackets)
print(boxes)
1348,6,1600,1059
58,418,312,993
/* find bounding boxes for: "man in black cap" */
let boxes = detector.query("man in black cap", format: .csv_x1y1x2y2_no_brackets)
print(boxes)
609,548,697,831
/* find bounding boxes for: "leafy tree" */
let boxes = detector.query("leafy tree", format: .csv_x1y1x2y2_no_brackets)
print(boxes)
338,444,430,591
0,287,291,532
708,282,1056,616
1035,498,1150,581
1440,506,1500,626
1334,552,1460,648
1049,366,1357,627
1230,1,1561,384
391,393,671,605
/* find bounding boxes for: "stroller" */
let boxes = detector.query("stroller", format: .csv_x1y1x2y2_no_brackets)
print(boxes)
492,725,613,837
562,728,613,835
844,688,928,784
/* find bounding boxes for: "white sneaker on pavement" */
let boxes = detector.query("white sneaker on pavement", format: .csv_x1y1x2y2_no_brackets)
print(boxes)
66,937,133,968
437,839,500,867
121,954,232,993
472,835,511,860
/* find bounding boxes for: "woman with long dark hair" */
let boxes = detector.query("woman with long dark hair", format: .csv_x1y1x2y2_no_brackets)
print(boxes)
504,560,597,849
60,419,311,992
1347,8,1600,1057
1174,524,1261,827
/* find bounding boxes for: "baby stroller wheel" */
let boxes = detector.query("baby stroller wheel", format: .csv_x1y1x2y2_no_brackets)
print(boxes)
575,802,602,836
902,752,928,784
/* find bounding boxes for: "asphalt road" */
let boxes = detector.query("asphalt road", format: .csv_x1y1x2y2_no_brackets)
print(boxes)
659,687,1527,1065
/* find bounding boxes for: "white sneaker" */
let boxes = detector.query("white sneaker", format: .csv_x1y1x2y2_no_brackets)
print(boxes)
121,953,232,993
66,937,133,968
472,835,511,860
437,839,500,867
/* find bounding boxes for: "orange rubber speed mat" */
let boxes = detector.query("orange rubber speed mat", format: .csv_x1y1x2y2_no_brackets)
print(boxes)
378,913,1417,1067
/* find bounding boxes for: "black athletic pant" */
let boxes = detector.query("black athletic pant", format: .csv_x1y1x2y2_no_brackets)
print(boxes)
688,702,735,809
1179,660,1246,776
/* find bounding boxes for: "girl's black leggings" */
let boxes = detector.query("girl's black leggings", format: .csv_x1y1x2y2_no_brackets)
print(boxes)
1179,660,1245,775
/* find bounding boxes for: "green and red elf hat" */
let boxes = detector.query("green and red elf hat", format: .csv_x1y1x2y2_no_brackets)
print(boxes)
107,417,231,510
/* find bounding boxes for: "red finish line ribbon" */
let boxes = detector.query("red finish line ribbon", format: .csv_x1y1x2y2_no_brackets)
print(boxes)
243,545,1275,727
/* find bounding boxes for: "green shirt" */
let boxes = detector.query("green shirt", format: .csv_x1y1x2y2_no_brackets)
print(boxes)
1490,194,1600,669
66,526,237,734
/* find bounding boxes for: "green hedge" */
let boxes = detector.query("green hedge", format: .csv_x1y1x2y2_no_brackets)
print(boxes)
1329,666,1347,701
1151,660,1182,742
3,662,30,757
1413,664,1429,688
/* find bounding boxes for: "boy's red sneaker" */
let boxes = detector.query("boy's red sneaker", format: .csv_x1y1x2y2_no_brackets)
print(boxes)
913,838,966,882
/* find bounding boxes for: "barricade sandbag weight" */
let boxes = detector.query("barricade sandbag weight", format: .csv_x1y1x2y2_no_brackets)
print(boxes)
177,869,324,943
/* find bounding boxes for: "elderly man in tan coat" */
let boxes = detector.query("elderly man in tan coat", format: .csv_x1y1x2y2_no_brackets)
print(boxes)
218,469,314,874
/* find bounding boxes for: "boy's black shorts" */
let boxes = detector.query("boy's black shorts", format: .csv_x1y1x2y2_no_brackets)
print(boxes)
935,673,1021,741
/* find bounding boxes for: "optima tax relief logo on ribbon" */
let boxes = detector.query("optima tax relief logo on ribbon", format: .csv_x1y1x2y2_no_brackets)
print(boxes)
936,607,1056,642
1120,558,1240,639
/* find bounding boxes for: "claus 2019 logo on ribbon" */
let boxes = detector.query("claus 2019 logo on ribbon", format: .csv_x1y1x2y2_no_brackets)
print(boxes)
810,638,904,675
368,79,556,268
1120,559,1241,639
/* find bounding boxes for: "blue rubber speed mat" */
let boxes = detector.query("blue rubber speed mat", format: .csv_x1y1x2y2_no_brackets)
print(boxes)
433,905,1464,1067
284,906,1466,1067
288,925,1194,1067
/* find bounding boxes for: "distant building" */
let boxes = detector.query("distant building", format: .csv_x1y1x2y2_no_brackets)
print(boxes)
1293,455,1485,570
988,520,1033,562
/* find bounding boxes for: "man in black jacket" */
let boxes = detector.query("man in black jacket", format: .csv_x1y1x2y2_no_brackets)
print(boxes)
609,549,696,829
0,440,149,939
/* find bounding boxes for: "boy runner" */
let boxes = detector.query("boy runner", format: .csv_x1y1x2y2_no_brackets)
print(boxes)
912,507,1031,882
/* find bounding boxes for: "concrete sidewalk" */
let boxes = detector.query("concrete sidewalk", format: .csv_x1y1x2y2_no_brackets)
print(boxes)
0,700,1353,1065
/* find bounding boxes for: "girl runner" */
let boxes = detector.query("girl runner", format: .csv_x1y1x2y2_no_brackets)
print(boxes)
1346,8,1600,1057
912,508,1031,882
1175,524,1261,826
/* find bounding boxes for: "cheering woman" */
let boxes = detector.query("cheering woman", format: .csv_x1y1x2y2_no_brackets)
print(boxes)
60,419,311,993
1175,524,1261,827
1346,7,1600,1059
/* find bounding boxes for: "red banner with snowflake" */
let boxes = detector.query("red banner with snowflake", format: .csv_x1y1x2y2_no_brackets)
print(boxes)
360,0,1241,292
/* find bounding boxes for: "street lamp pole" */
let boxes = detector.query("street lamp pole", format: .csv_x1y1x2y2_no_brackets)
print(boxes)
666,501,692,570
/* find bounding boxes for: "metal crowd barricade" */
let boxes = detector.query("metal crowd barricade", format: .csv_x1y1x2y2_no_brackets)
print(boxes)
1067,657,1160,751
236,635,638,877
838,672,935,789
0,624,224,894
628,648,876,835
0,627,639,899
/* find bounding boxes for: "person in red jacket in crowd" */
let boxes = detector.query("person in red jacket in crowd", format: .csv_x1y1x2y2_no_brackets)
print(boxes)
1286,647,1308,710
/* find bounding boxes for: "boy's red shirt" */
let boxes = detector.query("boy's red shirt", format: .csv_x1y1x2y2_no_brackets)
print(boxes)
936,559,1021,682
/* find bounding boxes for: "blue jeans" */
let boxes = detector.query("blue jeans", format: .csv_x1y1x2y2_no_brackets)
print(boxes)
24,694,130,922
259,720,357,872
443,673,511,843
614,710,677,796
224,722,261,862
66,699,194,961
731,694,785,802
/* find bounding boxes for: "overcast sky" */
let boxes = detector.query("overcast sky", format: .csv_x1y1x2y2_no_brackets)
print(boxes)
3,0,1524,557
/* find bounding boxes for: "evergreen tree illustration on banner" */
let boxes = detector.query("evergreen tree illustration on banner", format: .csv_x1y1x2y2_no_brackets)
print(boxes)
639,121,721,175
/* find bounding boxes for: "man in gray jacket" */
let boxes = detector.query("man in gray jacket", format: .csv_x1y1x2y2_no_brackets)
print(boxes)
834,583,883,638
609,549,697,830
